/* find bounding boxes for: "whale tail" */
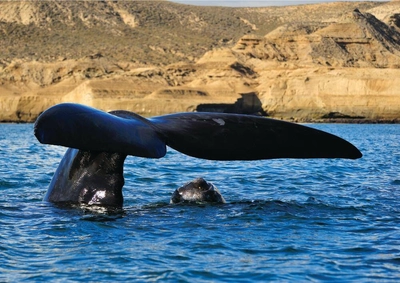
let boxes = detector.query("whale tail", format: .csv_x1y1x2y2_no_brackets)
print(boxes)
150,112,362,160
34,103,166,158
34,103,362,160
34,103,361,207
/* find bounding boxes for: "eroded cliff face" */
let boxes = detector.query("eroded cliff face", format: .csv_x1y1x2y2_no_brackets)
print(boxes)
0,1,399,122
232,7,400,121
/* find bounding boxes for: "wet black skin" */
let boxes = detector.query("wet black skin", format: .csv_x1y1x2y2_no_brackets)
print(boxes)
170,178,226,204
34,103,362,208
44,149,126,208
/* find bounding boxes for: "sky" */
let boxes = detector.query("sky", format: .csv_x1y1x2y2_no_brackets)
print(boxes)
171,0,388,7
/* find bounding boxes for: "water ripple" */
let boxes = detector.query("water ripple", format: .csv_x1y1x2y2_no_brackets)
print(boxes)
1,124,400,282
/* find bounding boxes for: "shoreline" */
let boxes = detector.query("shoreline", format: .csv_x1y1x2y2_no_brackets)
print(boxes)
2,116,399,125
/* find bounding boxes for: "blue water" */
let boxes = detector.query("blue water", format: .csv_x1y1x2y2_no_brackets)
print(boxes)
1,123,399,282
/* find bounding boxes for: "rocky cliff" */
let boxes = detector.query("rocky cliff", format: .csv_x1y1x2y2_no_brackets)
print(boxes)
0,0,399,122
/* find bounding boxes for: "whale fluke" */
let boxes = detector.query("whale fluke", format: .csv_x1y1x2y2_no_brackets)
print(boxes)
150,112,362,160
35,103,362,161
34,103,166,158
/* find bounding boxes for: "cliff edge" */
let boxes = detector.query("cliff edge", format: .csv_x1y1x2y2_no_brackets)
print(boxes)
0,1,399,122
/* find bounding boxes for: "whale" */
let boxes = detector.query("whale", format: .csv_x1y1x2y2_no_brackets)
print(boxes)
170,178,226,204
34,103,362,208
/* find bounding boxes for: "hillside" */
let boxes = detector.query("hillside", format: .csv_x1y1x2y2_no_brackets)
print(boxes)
0,0,399,122
0,0,382,64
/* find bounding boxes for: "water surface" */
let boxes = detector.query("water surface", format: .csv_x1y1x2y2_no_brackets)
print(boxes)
1,123,399,282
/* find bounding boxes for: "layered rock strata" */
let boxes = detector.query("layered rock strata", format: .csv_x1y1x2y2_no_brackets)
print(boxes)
0,1,399,122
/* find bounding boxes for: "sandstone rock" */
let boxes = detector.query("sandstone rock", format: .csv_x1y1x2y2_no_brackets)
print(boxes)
231,6,400,121
1,1,400,122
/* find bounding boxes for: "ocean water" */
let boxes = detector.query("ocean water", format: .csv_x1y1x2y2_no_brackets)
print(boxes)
0,123,399,282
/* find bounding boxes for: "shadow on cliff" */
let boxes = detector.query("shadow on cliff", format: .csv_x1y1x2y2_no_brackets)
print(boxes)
196,92,268,116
